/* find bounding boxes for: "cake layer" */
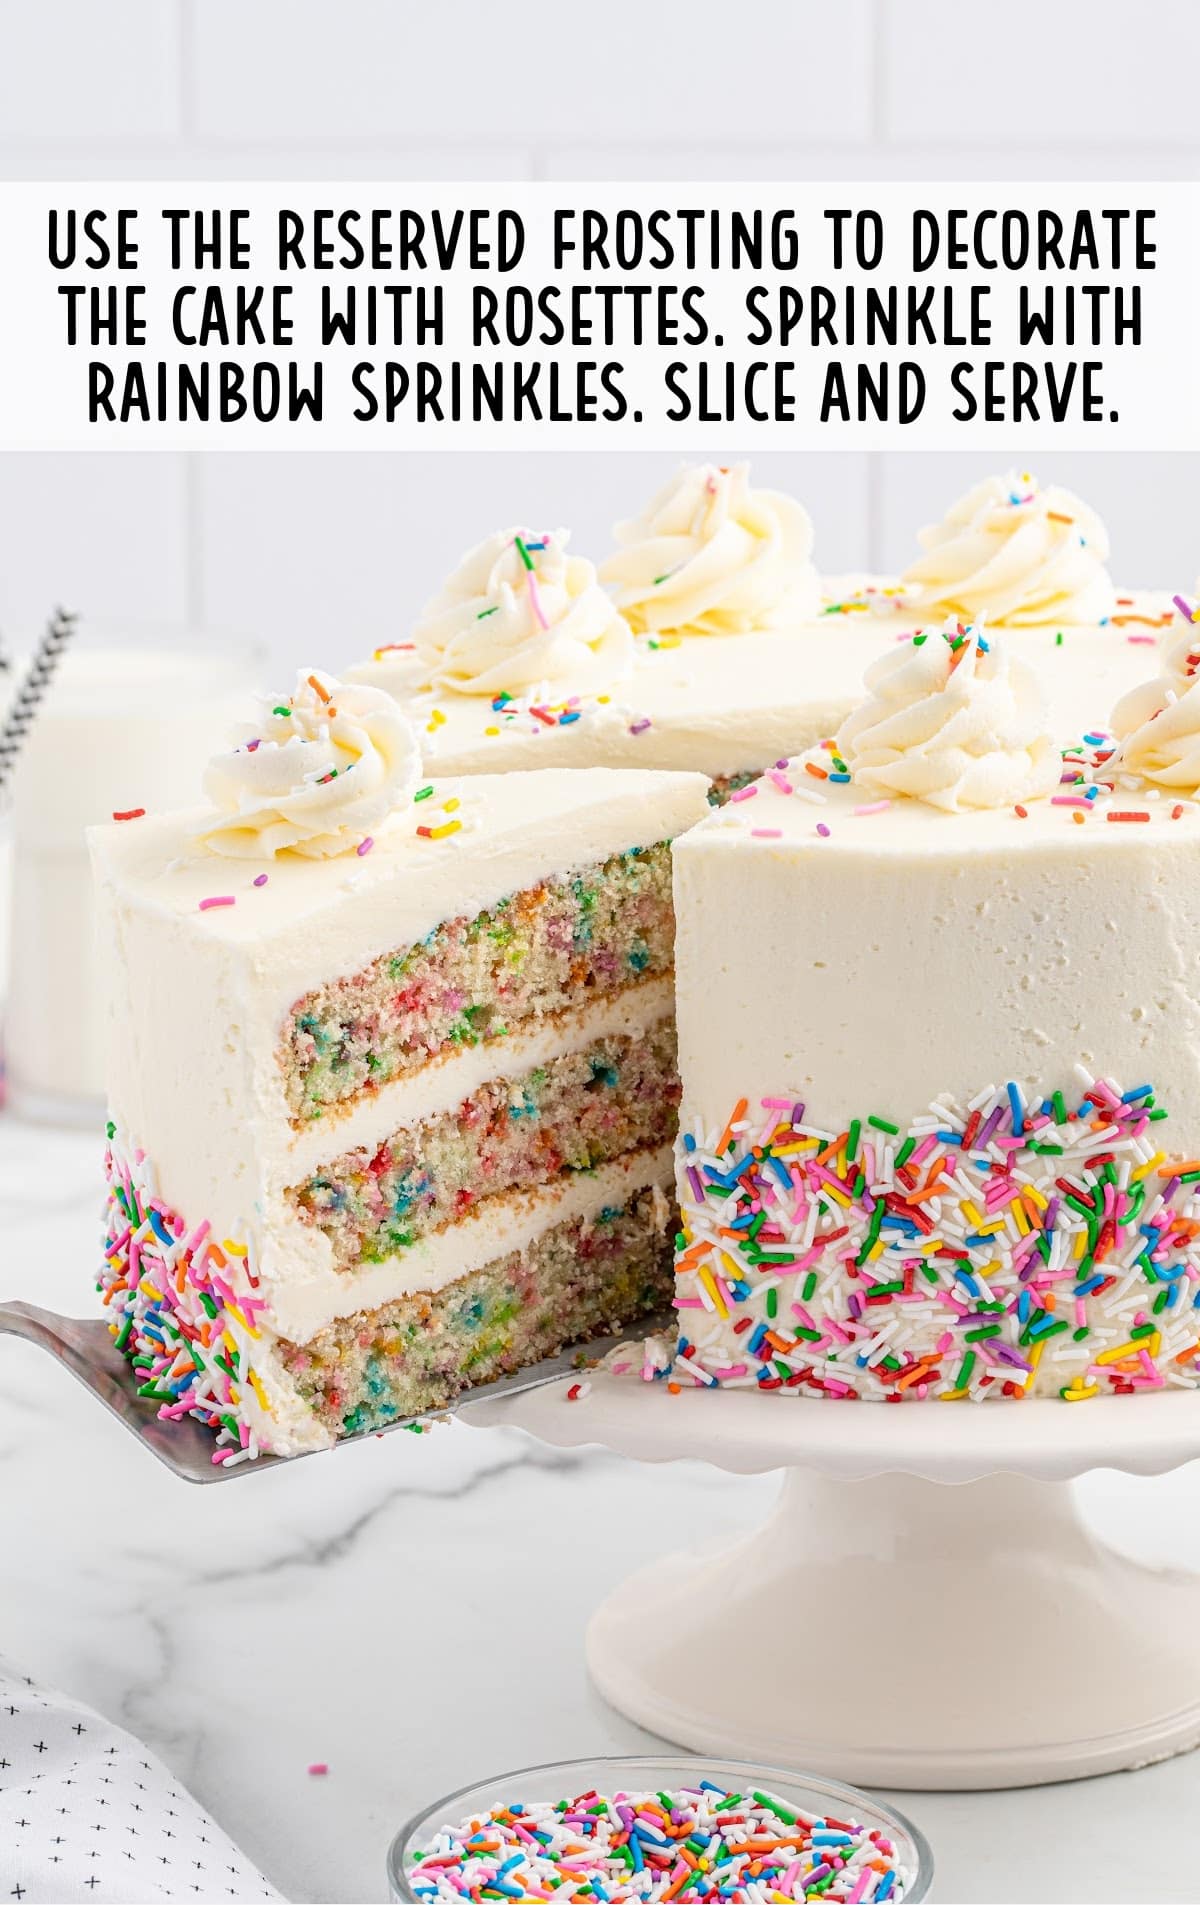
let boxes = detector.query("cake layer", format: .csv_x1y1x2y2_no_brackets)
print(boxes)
284,841,676,1122
290,1015,678,1270
101,1129,673,1456
279,1183,673,1439
269,1141,674,1338
281,975,674,1181
91,767,710,1259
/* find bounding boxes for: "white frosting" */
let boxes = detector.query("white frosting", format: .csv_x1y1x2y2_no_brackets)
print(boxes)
91,767,712,1338
282,977,674,1183
672,764,1200,1407
600,462,820,636
1112,623,1200,792
195,670,420,860
1110,622,1200,734
901,473,1116,627
414,528,633,695
672,757,1200,1159
835,627,1059,812
350,587,1168,784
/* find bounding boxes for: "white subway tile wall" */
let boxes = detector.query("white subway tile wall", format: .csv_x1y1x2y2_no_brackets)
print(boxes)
0,0,1196,674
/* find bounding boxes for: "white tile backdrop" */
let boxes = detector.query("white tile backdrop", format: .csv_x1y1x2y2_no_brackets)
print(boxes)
0,0,1197,672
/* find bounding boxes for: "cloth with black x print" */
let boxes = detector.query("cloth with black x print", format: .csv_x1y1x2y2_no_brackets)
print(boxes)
0,1656,279,1902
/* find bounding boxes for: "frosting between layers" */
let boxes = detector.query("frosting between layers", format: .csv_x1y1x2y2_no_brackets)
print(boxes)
901,474,1116,627
265,1142,674,1340
91,767,712,1264
101,1128,673,1456
600,463,820,636
280,977,675,1182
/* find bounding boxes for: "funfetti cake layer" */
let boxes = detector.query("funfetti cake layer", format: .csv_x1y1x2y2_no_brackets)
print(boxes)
669,641,1200,1405
93,752,710,1459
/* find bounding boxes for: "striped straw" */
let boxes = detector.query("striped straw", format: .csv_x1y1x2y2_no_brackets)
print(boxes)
0,606,78,799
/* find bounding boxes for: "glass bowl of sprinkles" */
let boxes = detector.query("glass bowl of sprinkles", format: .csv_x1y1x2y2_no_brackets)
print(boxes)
387,1755,933,1904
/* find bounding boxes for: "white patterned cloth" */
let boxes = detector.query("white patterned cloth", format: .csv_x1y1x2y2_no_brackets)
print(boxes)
0,1658,279,1901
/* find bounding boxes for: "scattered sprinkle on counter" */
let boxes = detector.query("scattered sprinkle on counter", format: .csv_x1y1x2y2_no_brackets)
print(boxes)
406,1784,913,1904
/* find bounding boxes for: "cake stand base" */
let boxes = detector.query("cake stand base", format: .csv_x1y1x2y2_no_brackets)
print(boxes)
462,1379,1200,1789
583,1467,1200,1790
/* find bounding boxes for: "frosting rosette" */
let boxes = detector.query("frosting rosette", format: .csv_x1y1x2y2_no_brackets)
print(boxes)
1111,623,1200,793
194,669,421,859
901,472,1116,627
414,528,633,696
835,624,1059,812
599,462,820,636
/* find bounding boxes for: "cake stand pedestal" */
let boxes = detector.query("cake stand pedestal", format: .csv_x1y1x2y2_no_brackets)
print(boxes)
459,1378,1200,1790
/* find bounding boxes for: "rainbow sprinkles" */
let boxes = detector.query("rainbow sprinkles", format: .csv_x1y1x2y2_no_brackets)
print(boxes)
102,1128,271,1464
666,617,1200,1405
405,1783,913,1905
90,675,711,1458
674,1072,1200,1402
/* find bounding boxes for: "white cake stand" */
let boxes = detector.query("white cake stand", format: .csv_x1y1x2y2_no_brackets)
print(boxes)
460,1375,1200,1791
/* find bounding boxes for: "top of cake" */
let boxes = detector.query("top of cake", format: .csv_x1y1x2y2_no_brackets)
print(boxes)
345,473,848,781
688,618,1200,857
345,471,1172,783
90,667,711,999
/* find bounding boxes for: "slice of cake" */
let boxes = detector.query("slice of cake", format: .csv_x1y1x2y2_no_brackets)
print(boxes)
823,471,1176,740
92,671,710,1460
349,467,883,797
670,627,1200,1402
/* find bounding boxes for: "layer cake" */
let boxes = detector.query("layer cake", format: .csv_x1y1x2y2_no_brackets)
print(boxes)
92,671,710,1458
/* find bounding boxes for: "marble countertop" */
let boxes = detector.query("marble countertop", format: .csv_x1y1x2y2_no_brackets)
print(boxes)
3,1110,1200,1903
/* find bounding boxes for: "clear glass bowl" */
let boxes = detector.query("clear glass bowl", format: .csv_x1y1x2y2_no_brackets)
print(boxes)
388,1753,934,1902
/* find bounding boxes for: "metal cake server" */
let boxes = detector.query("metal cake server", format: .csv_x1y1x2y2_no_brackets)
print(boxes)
0,1299,673,1485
